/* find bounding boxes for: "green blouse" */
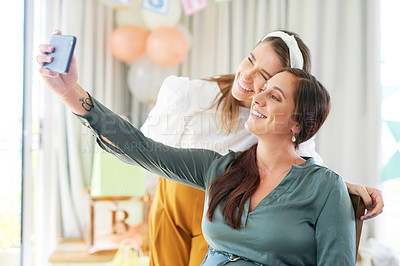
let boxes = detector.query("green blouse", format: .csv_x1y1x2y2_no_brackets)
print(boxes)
77,97,356,265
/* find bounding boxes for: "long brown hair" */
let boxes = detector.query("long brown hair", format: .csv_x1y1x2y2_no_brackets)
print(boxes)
204,30,312,134
206,68,331,229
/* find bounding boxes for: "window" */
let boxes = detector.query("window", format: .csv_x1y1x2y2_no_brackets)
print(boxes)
378,0,400,252
0,0,24,265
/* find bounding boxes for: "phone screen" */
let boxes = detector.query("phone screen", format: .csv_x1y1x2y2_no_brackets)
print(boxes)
44,34,76,74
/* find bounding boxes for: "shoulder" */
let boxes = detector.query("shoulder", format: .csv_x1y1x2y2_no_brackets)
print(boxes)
160,75,218,93
301,162,346,194
188,77,219,88
159,76,220,103
149,75,191,111
204,149,241,186
157,75,189,97
314,164,341,182
163,75,189,85
185,78,221,103
299,163,351,213
315,167,350,208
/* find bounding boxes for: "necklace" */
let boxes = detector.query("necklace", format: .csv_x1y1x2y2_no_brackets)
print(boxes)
272,167,292,181
260,159,297,184
259,167,291,186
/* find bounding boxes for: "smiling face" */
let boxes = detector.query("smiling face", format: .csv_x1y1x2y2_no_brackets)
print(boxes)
232,41,284,107
245,71,299,141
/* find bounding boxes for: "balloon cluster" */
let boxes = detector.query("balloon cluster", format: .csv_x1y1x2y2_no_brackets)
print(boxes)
104,0,190,103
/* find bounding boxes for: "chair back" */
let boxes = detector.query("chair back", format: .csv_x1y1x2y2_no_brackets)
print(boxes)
350,194,365,260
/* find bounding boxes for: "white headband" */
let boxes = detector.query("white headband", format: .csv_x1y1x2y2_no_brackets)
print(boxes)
261,31,304,70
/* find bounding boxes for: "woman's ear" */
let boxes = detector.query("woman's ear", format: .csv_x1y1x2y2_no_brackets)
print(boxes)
291,124,300,134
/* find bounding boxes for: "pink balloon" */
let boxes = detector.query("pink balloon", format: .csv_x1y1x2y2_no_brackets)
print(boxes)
110,25,148,62
146,27,188,67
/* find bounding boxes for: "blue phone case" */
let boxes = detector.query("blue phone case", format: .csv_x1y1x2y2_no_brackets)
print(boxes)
44,35,76,74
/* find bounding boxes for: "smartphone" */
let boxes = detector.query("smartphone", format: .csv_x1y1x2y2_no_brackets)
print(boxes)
44,34,76,74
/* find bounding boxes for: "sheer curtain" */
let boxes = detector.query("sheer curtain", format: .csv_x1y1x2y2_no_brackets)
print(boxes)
35,0,380,265
286,0,381,189
35,0,133,265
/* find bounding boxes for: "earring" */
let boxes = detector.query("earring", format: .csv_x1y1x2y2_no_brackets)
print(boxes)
291,133,296,143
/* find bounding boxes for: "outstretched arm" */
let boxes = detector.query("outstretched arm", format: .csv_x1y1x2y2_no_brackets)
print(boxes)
37,30,219,190
345,182,384,220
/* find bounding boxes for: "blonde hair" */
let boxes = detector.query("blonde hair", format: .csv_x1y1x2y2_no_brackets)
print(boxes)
203,74,238,134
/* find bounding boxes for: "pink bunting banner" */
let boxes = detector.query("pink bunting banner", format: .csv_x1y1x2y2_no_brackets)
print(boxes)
180,0,207,16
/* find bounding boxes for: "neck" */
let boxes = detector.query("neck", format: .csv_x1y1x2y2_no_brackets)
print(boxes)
256,137,303,174
238,99,251,108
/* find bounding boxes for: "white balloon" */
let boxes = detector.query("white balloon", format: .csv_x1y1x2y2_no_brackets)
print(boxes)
175,23,192,50
141,0,182,30
115,2,147,28
98,0,130,9
127,55,178,104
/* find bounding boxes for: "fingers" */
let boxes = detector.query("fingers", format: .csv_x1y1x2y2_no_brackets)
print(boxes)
361,209,378,221
38,28,63,54
37,29,64,78
345,182,385,221
355,187,373,210
36,54,53,66
360,187,384,221
346,182,373,207
39,44,54,54
39,66,59,77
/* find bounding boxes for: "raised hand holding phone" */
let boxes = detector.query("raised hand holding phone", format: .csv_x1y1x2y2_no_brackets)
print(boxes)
38,30,79,93
38,30,91,116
